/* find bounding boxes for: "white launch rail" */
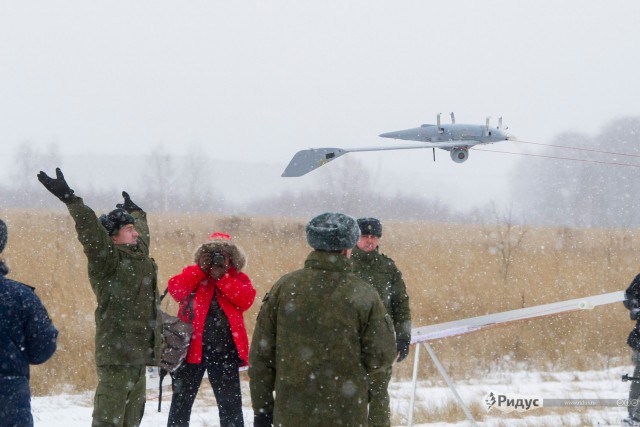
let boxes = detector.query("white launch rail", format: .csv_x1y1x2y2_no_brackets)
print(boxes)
407,290,626,426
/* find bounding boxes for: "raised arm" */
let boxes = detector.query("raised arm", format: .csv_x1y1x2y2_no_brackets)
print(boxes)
117,191,150,253
37,168,116,273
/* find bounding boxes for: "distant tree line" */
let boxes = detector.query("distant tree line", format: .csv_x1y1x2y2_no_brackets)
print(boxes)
509,116,640,227
3,115,640,227
0,141,468,222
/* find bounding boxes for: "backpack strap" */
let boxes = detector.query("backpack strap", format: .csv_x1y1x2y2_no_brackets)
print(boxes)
160,286,170,302
180,292,196,323
158,368,167,412
162,286,196,323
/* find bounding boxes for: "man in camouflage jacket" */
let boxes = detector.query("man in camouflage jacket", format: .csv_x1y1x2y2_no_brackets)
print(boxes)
249,212,396,427
38,168,163,427
351,217,411,427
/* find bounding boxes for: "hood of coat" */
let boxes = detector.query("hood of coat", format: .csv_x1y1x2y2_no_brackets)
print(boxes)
194,238,247,271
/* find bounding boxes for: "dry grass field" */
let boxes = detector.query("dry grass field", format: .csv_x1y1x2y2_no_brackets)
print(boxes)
0,208,637,396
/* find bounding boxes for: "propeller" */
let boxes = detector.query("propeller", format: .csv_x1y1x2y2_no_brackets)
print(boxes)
497,117,509,131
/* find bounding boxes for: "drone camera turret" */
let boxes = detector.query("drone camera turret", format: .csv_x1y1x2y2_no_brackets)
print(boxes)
450,148,468,163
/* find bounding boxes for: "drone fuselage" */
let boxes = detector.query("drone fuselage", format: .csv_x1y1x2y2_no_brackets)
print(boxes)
380,123,511,145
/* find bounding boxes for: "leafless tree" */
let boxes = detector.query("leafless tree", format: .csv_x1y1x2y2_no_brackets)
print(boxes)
509,116,640,227
483,203,528,289
181,145,217,212
142,144,178,212
9,141,62,208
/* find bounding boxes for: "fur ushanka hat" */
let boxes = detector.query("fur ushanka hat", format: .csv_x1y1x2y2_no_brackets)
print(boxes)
0,219,7,254
357,217,382,238
194,232,247,271
99,208,135,236
306,212,360,252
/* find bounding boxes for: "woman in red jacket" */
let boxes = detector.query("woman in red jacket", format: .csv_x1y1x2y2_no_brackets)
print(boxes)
167,232,256,427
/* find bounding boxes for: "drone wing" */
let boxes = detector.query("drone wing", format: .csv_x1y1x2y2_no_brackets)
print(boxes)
282,142,480,177
281,148,348,177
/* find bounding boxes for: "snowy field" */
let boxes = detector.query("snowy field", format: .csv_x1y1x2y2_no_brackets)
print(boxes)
31,365,636,426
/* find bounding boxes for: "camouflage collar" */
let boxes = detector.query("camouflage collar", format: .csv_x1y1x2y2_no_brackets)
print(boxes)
113,243,146,259
351,246,380,264
304,250,353,273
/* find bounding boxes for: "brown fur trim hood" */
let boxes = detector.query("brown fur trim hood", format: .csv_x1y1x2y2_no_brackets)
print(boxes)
193,237,247,271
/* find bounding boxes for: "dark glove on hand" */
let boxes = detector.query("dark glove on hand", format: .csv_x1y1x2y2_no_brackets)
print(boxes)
253,412,273,427
116,191,142,213
396,339,410,362
37,168,75,202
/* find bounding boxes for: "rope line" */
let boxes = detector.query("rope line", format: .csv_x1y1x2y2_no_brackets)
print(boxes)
474,147,640,169
514,139,640,159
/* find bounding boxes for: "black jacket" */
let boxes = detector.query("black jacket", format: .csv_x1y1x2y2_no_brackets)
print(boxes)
624,274,640,350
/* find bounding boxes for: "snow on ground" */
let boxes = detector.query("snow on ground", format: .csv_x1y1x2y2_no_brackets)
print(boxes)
32,366,635,426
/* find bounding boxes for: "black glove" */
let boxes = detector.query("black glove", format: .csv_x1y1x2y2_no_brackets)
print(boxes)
116,191,142,213
253,412,273,427
396,339,410,362
37,168,75,202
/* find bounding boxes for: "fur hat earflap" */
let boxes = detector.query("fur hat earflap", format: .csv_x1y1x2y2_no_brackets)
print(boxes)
194,232,247,271
306,212,360,251
0,219,7,254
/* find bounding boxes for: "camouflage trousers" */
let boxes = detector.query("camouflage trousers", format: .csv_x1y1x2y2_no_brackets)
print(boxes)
368,367,392,427
92,365,147,427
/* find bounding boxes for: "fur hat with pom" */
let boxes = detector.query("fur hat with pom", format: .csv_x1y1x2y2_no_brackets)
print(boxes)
193,232,247,271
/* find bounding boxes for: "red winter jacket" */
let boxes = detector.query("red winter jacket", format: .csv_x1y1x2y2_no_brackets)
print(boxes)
168,264,256,366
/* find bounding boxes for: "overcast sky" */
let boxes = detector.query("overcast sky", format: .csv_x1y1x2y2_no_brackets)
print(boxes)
2,1,639,210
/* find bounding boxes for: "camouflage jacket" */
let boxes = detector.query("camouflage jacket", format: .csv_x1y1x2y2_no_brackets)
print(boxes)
351,246,412,343
249,250,396,427
67,196,162,367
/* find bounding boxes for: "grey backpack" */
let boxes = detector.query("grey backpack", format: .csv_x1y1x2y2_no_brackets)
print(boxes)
158,310,193,372
158,288,195,412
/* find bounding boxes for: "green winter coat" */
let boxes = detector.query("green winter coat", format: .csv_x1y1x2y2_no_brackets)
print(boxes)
249,250,397,427
66,196,163,367
351,246,411,344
